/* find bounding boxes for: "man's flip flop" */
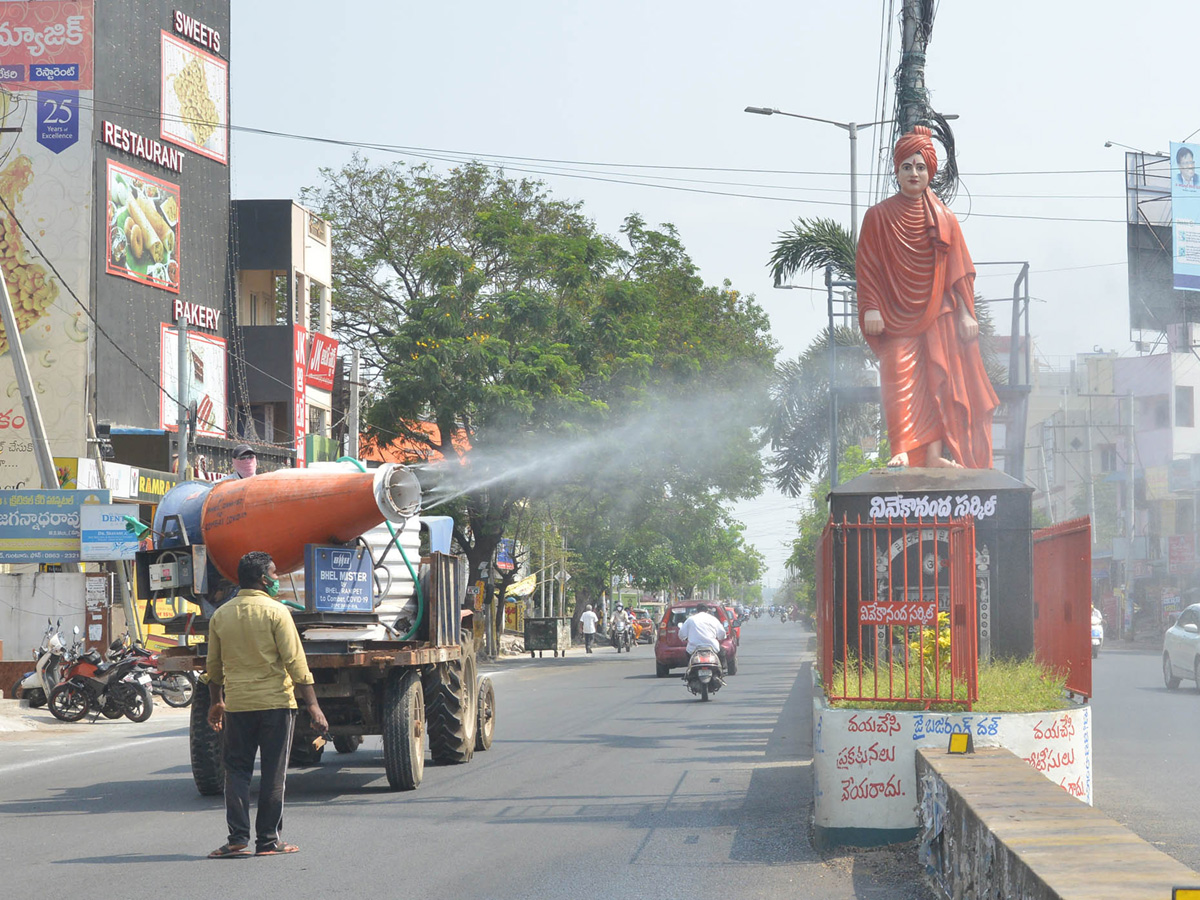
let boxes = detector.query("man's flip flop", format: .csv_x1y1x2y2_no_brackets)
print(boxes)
208,842,250,859
255,842,299,856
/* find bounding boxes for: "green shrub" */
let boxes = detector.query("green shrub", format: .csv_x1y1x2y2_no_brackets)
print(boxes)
826,654,1071,713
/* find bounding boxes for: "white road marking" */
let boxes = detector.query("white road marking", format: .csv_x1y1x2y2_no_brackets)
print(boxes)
0,735,178,775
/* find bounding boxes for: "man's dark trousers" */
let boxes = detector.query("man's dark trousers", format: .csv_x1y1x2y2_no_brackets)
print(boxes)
584,633,594,653
223,708,296,849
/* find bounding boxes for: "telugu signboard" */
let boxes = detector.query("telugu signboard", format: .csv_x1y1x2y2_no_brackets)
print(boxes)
0,488,109,562
1168,534,1195,576
0,1,94,490
305,331,338,391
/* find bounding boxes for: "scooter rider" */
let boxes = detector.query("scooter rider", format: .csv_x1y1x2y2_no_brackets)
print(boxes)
611,604,632,650
678,603,727,666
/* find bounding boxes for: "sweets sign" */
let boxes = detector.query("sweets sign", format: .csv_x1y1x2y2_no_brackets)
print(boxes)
160,30,227,164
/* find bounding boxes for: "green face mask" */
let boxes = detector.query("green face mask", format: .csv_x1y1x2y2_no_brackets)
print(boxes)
265,577,280,598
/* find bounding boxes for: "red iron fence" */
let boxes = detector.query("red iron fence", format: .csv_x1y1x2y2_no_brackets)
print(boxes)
1032,517,1092,698
816,516,979,708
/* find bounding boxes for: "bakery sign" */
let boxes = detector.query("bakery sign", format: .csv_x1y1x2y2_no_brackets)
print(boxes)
305,331,338,391
172,298,220,331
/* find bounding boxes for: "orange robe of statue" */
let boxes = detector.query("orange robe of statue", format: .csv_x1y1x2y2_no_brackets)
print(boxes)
856,190,998,468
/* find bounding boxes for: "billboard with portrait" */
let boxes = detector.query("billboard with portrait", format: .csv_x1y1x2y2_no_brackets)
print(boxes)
1171,141,1200,292
160,30,228,164
159,323,228,437
104,160,180,292
0,1,94,489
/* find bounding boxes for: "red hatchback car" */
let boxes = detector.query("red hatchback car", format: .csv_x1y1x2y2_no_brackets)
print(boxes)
655,603,738,678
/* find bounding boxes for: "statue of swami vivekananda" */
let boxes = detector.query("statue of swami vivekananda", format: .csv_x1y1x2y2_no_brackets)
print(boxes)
856,126,998,469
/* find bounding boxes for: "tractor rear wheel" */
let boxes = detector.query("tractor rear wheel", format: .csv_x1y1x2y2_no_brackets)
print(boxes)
424,635,477,764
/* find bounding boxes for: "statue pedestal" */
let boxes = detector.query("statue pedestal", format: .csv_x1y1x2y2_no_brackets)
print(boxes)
829,467,1034,659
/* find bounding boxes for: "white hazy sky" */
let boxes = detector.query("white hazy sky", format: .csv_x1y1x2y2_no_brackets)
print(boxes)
229,1,1196,584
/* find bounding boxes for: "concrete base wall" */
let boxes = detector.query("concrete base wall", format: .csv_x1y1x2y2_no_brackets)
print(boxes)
916,748,1200,900
813,689,1091,848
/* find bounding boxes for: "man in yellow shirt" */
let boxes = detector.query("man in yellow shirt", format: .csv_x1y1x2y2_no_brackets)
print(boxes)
205,551,327,859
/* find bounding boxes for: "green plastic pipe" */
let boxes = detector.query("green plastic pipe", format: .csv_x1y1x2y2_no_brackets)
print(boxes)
338,456,423,640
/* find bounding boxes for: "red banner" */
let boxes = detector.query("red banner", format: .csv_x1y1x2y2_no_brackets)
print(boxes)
305,332,338,390
293,325,307,467
0,1,94,90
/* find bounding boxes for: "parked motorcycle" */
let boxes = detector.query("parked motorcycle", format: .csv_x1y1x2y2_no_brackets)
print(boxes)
683,646,724,701
49,641,154,723
108,634,195,707
12,618,67,708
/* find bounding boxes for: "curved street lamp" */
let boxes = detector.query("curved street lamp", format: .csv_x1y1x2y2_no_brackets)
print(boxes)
744,106,894,241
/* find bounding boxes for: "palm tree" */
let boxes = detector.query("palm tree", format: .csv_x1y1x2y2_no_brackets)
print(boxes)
767,326,878,496
768,217,857,286
766,216,877,495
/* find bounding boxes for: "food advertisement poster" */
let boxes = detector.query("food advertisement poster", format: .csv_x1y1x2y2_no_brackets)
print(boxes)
105,160,180,293
0,1,93,490
159,324,228,438
160,30,227,165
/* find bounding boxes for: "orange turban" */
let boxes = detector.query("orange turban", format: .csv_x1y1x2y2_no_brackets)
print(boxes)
893,125,938,177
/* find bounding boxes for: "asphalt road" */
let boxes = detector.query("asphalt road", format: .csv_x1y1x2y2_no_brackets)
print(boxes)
1091,642,1200,870
0,621,932,899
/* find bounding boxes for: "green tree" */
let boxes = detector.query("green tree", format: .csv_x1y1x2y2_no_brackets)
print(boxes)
304,160,641,646
306,159,774,649
554,217,775,613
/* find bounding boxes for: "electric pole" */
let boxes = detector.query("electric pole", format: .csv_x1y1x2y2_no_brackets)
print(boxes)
176,317,189,478
897,0,932,134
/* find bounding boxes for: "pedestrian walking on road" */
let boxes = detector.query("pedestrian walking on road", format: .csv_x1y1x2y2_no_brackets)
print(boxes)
205,551,328,859
579,604,598,653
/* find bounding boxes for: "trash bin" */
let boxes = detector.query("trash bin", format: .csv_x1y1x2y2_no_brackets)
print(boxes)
524,617,571,658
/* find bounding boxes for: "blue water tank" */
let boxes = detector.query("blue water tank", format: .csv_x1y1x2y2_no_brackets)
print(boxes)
153,479,215,549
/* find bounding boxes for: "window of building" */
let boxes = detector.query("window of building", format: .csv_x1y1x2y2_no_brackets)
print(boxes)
308,280,325,334
249,403,276,443
308,406,327,437
1098,443,1117,473
273,272,290,325
308,213,327,244
1137,394,1171,430
1176,385,1195,428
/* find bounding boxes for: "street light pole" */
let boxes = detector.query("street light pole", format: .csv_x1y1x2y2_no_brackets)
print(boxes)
744,106,891,241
